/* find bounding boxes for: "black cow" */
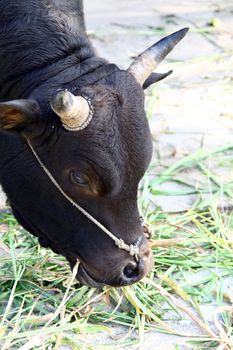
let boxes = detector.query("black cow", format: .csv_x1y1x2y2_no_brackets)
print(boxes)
0,0,188,287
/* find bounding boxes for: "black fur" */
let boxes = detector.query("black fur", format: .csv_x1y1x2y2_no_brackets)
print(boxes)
0,0,153,287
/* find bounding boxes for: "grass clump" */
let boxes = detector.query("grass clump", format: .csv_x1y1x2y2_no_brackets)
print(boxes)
0,143,233,349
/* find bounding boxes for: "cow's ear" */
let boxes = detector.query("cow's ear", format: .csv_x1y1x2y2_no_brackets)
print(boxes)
0,99,41,132
143,71,173,89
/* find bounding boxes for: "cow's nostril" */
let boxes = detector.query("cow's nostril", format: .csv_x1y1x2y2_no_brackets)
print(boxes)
123,262,139,279
121,242,153,285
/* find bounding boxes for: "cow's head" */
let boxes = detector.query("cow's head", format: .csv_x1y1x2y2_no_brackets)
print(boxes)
0,29,188,287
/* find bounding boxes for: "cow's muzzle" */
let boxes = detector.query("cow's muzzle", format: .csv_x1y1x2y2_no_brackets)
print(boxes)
70,236,153,288
121,236,153,286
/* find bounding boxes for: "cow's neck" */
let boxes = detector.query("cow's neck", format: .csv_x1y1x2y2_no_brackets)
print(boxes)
6,55,108,100
0,41,105,100
0,0,104,101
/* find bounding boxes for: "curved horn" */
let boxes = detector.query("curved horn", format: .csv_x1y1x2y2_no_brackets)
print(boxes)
50,90,93,131
128,27,189,86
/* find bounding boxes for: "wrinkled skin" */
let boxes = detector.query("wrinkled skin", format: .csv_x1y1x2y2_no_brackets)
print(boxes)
0,0,156,287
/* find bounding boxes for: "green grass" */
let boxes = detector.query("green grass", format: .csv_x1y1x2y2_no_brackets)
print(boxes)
0,142,233,350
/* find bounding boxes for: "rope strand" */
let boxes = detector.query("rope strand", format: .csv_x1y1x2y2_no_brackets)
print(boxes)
26,139,141,260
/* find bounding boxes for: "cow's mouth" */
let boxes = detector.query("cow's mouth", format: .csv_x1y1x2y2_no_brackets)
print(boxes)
68,259,105,288
76,263,105,288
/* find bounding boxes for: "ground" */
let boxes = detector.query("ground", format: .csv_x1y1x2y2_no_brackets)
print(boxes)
0,0,233,349
83,2,233,348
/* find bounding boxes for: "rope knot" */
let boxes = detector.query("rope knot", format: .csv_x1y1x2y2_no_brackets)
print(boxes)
129,244,140,257
115,237,141,261
115,239,128,251
140,215,153,239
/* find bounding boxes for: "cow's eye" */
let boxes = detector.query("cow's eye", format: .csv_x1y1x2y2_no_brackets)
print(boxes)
70,171,89,187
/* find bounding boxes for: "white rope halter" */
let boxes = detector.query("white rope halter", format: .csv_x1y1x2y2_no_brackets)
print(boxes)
26,138,142,261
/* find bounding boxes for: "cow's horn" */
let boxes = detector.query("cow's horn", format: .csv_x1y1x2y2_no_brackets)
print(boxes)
127,28,189,86
50,90,93,131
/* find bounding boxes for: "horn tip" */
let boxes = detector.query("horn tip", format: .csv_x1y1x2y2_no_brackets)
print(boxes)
181,27,190,33
176,27,190,38
50,90,73,113
173,27,189,38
